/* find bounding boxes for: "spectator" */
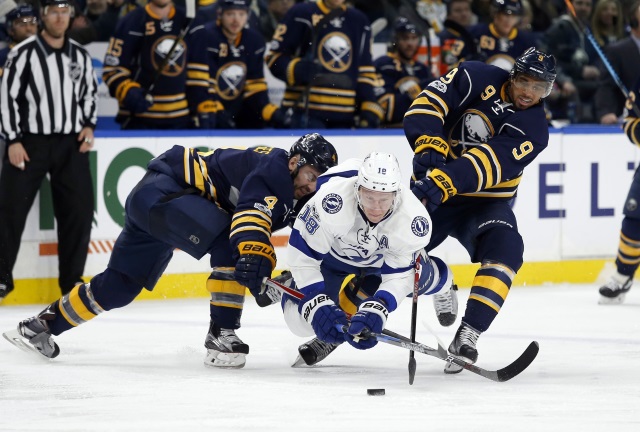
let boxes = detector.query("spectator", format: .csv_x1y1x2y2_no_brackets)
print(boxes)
591,0,624,48
189,0,288,129
527,0,562,34
102,0,199,129
258,0,294,41
543,0,600,122
0,0,97,303
594,0,640,123
266,0,384,129
375,17,433,126
470,0,538,71
0,0,18,50
438,0,477,74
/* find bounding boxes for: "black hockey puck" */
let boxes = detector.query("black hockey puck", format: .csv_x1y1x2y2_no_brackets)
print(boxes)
367,388,385,396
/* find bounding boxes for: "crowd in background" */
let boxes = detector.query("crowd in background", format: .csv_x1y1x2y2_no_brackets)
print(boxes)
0,0,638,128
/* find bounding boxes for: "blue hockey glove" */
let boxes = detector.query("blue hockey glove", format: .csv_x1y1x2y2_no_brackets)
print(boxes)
411,177,444,213
123,87,153,114
413,151,446,180
299,292,348,344
294,59,321,85
234,242,276,298
345,298,388,350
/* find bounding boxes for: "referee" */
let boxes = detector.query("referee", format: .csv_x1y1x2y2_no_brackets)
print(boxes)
0,0,97,302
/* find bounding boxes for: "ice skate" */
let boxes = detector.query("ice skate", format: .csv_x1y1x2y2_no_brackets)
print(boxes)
433,284,458,327
255,271,290,307
2,304,60,359
292,337,340,367
598,274,632,304
204,320,249,369
444,323,480,374
0,283,9,304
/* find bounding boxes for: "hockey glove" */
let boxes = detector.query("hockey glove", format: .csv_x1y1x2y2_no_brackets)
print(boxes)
293,59,321,85
123,87,153,114
398,80,422,99
345,297,388,350
196,112,216,129
413,151,446,180
299,292,348,344
217,109,237,129
234,242,276,298
412,170,457,213
270,107,291,129
357,110,381,129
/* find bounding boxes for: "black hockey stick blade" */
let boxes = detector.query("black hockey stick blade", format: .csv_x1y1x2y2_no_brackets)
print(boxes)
408,356,416,385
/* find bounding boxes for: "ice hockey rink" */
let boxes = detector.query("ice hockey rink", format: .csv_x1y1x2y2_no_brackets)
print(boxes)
1,283,639,432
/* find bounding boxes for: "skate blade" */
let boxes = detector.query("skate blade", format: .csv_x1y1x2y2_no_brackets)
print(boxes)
204,349,246,369
443,354,474,374
598,293,626,305
2,329,52,360
291,354,309,368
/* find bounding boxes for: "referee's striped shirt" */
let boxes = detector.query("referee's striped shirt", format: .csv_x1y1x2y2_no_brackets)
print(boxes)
0,34,98,143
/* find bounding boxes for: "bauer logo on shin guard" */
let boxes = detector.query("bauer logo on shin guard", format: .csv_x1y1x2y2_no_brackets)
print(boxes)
303,294,332,321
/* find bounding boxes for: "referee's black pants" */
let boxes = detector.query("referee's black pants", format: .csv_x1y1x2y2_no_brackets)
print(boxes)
0,133,94,295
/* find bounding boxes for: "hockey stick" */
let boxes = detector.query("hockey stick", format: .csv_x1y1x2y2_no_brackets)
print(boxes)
563,0,640,116
335,324,539,383
408,256,421,385
266,276,538,381
122,0,197,128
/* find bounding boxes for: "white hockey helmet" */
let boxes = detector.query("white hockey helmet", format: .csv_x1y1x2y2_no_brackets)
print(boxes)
357,152,402,192
355,152,402,219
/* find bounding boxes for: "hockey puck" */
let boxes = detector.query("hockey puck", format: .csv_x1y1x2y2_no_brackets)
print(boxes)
367,389,385,396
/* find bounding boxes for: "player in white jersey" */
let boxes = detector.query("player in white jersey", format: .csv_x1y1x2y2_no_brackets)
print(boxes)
279,152,458,366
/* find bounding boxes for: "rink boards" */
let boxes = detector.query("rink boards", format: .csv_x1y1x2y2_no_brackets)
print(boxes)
4,127,635,304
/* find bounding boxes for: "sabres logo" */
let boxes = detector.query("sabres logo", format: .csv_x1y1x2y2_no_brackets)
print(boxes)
151,36,186,77
216,62,247,101
411,216,430,237
318,32,352,73
322,193,343,214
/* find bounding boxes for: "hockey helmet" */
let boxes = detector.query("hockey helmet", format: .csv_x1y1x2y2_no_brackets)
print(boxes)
355,152,402,218
219,0,250,11
510,47,557,97
492,0,523,15
394,17,418,35
6,5,38,27
289,133,338,174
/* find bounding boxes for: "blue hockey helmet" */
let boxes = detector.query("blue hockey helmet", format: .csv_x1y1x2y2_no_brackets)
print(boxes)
394,17,418,35
6,5,38,26
493,0,523,15
219,0,250,11
289,133,338,174
510,47,557,96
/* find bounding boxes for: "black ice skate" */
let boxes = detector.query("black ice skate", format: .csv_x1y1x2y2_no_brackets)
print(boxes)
2,304,60,359
445,323,481,374
255,271,291,307
292,337,340,367
0,283,9,304
598,275,632,304
433,284,459,327
204,320,249,369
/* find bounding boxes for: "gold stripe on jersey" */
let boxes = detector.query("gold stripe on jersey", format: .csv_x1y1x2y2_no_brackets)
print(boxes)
230,215,272,232
617,231,640,265
287,58,300,86
58,285,100,327
113,79,140,103
104,68,133,90
230,210,273,239
265,51,282,69
423,90,449,116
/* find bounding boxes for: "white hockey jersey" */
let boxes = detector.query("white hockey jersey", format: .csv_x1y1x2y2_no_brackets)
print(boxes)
288,158,433,310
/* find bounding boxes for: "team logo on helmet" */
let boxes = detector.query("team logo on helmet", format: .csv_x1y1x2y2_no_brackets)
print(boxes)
322,193,343,214
411,216,430,237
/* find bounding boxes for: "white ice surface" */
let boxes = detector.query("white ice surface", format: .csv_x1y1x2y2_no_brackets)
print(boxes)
1,283,639,432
